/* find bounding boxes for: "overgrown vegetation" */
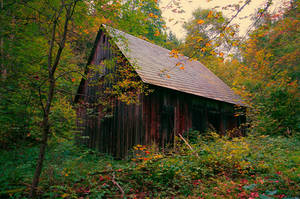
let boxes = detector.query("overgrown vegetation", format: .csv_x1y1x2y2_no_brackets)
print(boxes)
1,133,299,198
1,0,299,198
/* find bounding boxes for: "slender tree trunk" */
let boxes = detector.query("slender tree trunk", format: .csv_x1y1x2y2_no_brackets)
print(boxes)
30,1,77,197
30,78,55,197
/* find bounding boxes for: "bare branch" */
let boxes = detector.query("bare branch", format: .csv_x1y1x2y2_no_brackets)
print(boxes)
178,134,199,157
241,0,273,42
112,172,125,197
55,70,86,81
51,1,77,76
38,86,46,115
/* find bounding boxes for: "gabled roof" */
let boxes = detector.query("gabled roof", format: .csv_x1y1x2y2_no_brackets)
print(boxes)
103,25,243,106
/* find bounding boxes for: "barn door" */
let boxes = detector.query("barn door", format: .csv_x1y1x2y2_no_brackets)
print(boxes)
160,105,174,148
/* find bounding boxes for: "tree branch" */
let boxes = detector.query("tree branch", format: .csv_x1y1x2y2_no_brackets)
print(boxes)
51,1,77,76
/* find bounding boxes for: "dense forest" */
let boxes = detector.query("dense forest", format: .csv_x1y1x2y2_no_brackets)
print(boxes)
0,0,299,198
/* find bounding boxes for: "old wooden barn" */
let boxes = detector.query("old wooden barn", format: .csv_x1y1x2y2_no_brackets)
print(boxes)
75,25,245,158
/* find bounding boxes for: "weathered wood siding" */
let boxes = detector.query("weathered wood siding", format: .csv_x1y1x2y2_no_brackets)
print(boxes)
76,29,245,159
77,84,244,159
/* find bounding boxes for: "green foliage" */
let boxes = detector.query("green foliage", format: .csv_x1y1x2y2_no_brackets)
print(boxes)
233,3,300,135
0,0,299,198
49,97,78,143
113,0,167,46
118,0,166,45
181,8,239,60
176,3,299,136
1,134,299,198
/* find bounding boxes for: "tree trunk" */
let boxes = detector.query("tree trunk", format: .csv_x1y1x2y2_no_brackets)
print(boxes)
29,1,76,197
30,79,55,198
30,118,49,197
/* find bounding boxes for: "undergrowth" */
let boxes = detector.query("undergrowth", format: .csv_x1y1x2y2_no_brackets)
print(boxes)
0,133,299,198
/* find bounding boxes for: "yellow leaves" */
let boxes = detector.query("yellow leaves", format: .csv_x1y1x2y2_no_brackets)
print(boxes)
197,37,203,42
154,154,163,159
200,48,206,52
169,49,179,58
210,50,216,55
197,19,205,25
61,193,70,198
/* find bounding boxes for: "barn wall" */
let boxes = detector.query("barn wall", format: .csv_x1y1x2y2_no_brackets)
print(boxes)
77,83,244,159
139,86,244,148
76,30,245,159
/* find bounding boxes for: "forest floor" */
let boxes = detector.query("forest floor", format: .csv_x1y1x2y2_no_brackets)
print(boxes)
1,133,299,198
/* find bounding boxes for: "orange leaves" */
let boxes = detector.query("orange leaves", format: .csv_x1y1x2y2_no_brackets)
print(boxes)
154,30,160,36
83,29,89,34
149,13,158,19
173,53,179,58
176,62,185,70
197,38,203,42
197,19,205,25
175,62,181,66
99,17,110,25
232,42,238,47
169,49,179,58
207,11,213,18
200,48,206,52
